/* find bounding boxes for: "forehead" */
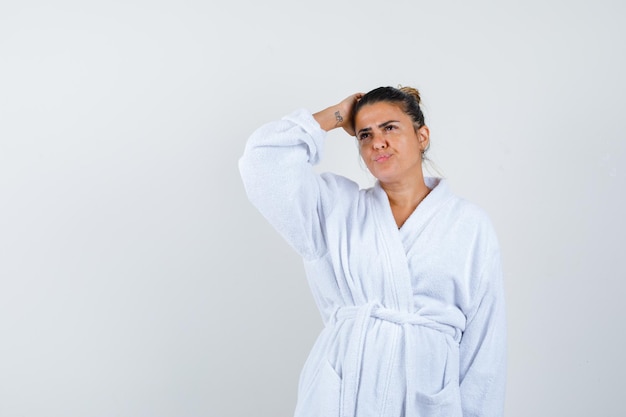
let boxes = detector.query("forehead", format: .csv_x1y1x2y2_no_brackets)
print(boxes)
354,101,409,128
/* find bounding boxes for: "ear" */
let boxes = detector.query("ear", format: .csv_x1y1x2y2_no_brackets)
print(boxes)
416,125,430,152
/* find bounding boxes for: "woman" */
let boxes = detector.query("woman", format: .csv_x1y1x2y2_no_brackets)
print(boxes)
239,86,506,417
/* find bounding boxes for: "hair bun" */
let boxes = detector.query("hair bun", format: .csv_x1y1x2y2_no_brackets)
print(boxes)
398,85,421,105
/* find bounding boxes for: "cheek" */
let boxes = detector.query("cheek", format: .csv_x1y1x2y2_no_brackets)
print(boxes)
359,145,374,162
358,148,372,166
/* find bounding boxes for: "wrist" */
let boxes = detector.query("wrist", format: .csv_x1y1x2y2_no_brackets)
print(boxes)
313,105,343,132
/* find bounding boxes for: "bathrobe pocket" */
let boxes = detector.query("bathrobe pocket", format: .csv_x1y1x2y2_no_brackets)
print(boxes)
412,377,462,417
410,337,463,417
294,359,342,417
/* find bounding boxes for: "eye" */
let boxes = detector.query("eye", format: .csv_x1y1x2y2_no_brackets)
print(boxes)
358,132,370,141
385,125,396,131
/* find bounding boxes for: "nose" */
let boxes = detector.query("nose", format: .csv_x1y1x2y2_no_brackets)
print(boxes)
373,135,387,150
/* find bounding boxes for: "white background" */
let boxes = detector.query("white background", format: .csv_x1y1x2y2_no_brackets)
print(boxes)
1,0,624,416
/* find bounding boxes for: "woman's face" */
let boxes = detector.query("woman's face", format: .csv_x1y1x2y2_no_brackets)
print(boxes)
354,101,429,185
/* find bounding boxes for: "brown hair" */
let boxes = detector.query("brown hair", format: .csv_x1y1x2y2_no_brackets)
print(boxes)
354,86,425,130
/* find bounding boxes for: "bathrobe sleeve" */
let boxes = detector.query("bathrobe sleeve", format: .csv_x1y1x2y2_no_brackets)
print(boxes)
459,250,507,417
239,109,356,260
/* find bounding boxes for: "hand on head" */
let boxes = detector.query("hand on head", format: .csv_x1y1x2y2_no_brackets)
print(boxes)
313,92,363,135
335,93,363,136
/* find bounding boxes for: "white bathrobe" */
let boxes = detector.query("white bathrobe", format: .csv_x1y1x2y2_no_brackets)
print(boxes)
239,109,506,417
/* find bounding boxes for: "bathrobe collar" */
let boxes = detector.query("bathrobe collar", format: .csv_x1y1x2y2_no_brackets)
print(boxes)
370,177,454,312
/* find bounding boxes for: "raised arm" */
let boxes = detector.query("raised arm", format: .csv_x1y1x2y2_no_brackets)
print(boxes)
238,94,362,260
313,93,362,135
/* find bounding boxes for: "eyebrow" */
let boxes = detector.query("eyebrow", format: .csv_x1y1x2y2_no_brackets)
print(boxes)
357,120,400,135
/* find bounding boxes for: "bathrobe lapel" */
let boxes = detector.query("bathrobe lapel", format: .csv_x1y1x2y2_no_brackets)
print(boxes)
369,178,452,313
369,182,414,313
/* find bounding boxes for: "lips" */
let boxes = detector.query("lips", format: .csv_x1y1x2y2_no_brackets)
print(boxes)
374,154,392,162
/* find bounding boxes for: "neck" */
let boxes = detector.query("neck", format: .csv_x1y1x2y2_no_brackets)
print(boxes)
381,177,430,208
381,177,431,228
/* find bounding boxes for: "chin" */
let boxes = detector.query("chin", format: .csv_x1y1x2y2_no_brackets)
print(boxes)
371,169,397,183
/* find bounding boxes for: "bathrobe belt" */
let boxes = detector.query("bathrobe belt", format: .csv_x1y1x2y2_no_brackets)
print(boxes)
329,302,462,417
